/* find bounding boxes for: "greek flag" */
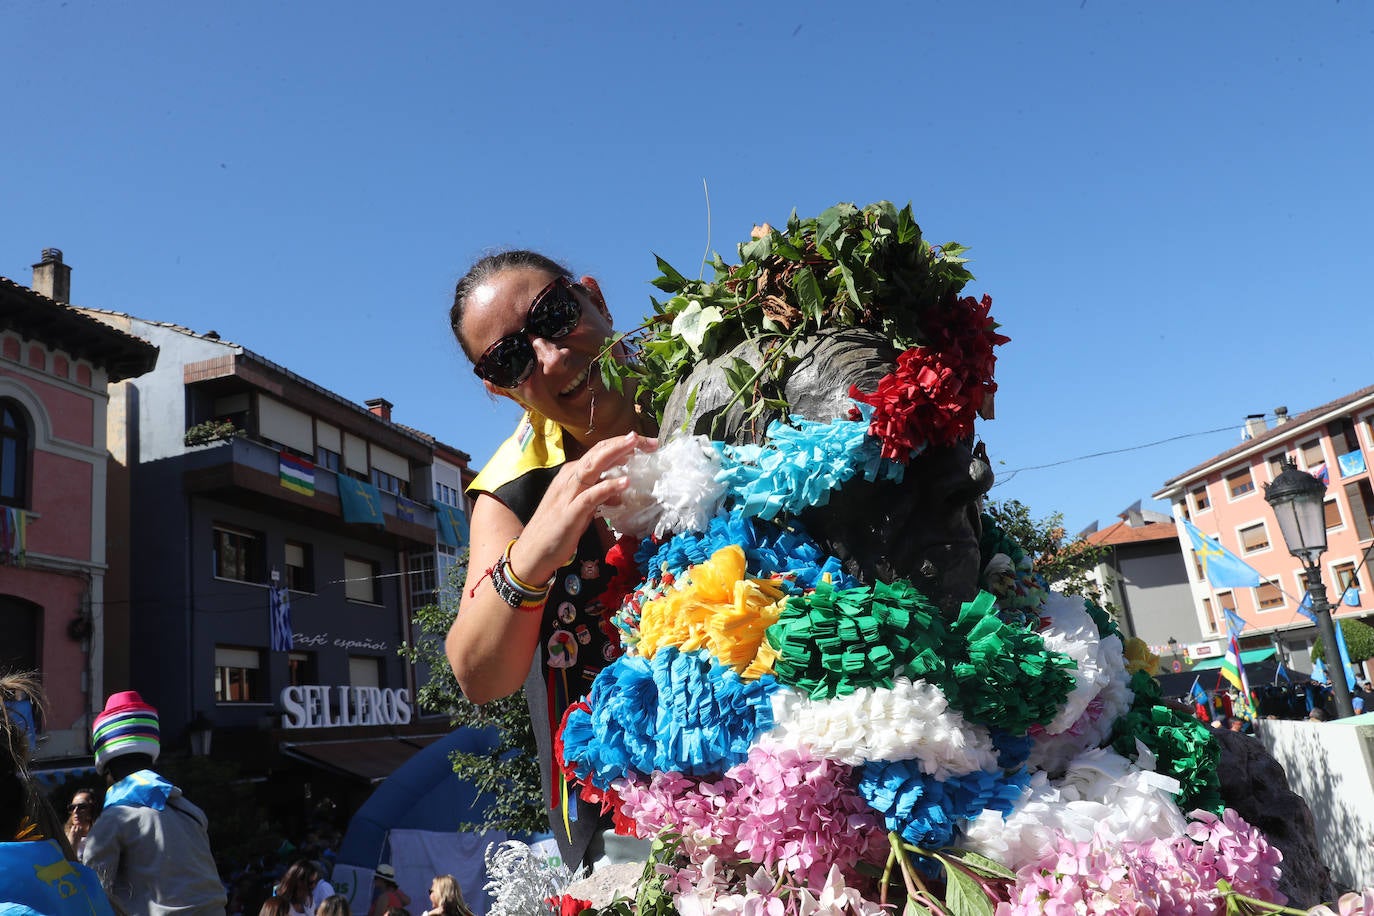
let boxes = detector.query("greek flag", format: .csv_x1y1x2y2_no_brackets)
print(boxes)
269,584,293,651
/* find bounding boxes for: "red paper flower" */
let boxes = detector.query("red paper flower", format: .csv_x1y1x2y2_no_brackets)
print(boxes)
850,293,1009,461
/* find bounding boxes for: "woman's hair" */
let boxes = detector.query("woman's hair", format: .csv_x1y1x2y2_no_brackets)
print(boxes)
429,875,474,916
277,860,316,907
259,897,292,916
449,250,573,361
315,894,350,916
2,672,47,841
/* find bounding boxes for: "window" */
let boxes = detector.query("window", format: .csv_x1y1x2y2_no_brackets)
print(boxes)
1325,499,1343,531
1300,439,1325,470
0,400,30,508
1255,580,1284,610
1217,591,1237,617
1201,597,1219,635
214,646,264,702
1330,418,1361,454
1267,453,1291,480
408,551,436,610
315,446,341,472
1191,486,1210,512
1238,522,1269,554
213,526,266,583
371,467,409,497
349,655,382,688
288,651,317,687
435,482,461,507
344,556,381,603
1334,561,1360,595
1226,468,1255,498
1346,480,1374,542
0,595,40,674
284,541,315,592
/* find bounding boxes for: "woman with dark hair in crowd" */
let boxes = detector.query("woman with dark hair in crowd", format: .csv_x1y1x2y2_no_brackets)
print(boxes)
276,860,318,916
444,251,655,872
1,672,116,915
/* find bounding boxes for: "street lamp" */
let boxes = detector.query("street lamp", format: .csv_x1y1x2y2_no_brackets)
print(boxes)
1167,637,1181,672
1264,460,1355,718
187,712,214,757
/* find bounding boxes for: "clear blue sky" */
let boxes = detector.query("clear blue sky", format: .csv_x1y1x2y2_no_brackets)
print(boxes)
5,1,1371,535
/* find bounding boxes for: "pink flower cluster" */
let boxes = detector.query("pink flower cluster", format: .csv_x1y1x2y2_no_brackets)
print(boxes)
996,808,1284,915
615,744,888,890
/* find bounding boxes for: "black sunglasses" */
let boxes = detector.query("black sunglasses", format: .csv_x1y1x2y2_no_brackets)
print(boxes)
472,276,583,388
68,802,96,814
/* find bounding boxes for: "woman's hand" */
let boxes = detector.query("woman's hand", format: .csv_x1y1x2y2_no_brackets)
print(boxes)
507,432,656,585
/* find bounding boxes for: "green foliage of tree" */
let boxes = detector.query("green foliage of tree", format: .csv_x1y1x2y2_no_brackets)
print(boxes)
398,553,547,835
983,498,1122,621
158,755,283,870
1310,615,1374,664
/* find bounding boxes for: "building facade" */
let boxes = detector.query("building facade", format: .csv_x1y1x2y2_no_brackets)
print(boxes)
1,253,158,762
1154,391,1374,677
80,306,451,779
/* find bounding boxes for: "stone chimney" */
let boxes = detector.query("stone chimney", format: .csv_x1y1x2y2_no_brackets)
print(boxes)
1274,405,1290,425
32,248,71,303
365,397,393,422
1244,413,1268,440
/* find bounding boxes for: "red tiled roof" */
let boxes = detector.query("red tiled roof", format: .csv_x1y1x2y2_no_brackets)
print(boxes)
1086,519,1180,547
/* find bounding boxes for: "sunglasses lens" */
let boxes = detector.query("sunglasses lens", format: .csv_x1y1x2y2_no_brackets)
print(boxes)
476,335,535,389
528,284,581,341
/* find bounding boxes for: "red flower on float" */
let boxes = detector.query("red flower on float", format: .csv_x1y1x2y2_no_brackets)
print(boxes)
850,293,1009,462
545,894,595,916
554,700,638,836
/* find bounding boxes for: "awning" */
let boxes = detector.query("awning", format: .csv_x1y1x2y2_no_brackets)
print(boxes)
281,734,446,784
30,763,99,790
1191,647,1277,671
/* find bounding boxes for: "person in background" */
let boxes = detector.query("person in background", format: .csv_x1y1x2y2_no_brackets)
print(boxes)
422,874,475,916
80,690,226,915
368,864,410,916
259,898,291,916
309,860,336,911
63,786,101,856
315,894,351,916
275,860,317,916
2,672,116,915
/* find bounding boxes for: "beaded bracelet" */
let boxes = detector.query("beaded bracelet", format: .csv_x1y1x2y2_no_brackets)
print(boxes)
501,538,556,593
485,538,555,611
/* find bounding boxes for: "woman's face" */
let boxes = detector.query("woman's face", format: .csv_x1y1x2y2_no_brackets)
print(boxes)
67,791,97,825
461,268,635,443
429,883,439,907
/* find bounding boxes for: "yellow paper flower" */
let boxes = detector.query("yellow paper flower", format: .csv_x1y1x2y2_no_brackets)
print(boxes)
1122,636,1161,677
637,545,785,678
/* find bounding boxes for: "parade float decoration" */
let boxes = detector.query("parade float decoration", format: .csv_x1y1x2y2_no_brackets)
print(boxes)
482,203,1335,916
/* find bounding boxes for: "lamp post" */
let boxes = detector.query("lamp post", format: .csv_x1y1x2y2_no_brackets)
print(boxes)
1167,636,1181,673
187,712,214,757
1264,460,1355,719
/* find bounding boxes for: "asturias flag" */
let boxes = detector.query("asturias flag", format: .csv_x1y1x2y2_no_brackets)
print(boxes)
1182,519,1262,588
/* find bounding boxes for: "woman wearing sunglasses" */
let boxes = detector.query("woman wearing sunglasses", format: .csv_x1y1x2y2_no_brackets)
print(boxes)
444,250,656,872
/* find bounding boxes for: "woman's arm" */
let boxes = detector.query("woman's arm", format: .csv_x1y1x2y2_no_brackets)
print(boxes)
445,432,651,704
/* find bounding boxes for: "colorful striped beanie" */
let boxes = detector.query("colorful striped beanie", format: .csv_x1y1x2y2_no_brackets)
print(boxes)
92,690,160,773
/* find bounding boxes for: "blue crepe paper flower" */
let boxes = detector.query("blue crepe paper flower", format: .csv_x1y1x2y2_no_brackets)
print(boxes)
857,759,1031,849
717,413,904,523
636,509,856,595
561,647,779,790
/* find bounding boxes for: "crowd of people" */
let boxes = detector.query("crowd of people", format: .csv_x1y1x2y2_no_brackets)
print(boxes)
3,677,481,916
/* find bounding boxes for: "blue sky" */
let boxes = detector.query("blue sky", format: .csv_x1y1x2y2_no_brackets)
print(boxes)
4,1,1372,535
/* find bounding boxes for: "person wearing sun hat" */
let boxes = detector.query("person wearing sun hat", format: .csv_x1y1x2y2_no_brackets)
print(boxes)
80,690,227,915
368,863,410,916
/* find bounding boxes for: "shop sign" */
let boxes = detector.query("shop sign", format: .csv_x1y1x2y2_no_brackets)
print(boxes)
292,632,390,652
1188,641,1222,659
281,685,412,729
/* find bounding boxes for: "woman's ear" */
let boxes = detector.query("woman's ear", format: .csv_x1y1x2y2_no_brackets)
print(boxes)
579,275,611,322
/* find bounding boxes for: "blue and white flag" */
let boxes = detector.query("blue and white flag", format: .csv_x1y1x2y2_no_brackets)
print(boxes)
1224,607,1248,636
1182,519,1263,588
270,584,293,652
1342,586,1361,607
1190,677,1210,708
1311,658,1329,685
1335,620,1359,691
1296,591,1317,623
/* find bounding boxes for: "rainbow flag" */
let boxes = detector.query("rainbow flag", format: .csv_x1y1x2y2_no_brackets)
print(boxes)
279,451,316,496
1221,630,1255,718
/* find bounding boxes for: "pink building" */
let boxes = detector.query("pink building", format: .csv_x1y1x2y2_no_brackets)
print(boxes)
1154,390,1374,680
0,251,157,762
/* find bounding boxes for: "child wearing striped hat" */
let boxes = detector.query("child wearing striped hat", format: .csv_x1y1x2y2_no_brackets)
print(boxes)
80,691,227,915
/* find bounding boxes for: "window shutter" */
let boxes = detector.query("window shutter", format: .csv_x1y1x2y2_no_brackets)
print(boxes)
1346,482,1374,541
